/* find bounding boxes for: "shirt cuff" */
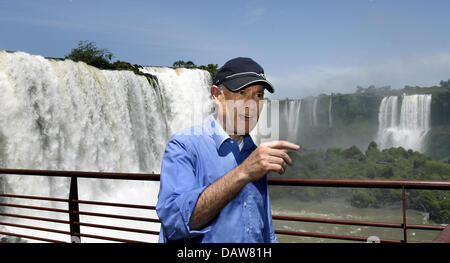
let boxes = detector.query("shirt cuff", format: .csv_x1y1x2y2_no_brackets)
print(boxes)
175,185,212,238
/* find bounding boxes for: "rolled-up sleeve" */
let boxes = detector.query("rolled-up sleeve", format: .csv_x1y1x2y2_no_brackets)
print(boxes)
156,137,211,242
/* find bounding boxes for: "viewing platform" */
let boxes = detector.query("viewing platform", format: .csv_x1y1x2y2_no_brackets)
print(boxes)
0,168,449,243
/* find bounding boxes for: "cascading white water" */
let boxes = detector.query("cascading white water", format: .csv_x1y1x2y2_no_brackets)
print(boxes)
139,66,213,135
375,94,432,152
312,98,318,126
0,51,212,242
285,100,302,142
379,96,399,130
376,96,399,149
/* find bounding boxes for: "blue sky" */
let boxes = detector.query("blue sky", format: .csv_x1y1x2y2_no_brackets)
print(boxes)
1,0,449,99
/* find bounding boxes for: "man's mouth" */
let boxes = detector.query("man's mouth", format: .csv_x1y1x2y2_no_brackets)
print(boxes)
238,114,254,119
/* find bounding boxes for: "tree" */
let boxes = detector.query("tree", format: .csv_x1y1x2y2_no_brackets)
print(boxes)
172,60,188,68
198,63,218,80
172,60,196,68
185,61,196,68
356,85,364,93
65,41,114,69
440,79,450,88
173,60,218,81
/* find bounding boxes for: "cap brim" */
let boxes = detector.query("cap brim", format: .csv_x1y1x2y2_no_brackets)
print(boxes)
222,76,274,93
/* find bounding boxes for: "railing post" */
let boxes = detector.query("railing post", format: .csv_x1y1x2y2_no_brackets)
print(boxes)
401,186,407,243
69,176,81,243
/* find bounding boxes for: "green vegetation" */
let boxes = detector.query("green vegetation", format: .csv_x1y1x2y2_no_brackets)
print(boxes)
172,60,219,81
65,41,114,69
64,41,219,84
270,142,450,224
64,41,157,85
332,92,381,126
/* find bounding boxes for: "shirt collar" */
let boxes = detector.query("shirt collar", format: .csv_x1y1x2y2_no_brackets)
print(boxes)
204,115,256,152
205,115,230,151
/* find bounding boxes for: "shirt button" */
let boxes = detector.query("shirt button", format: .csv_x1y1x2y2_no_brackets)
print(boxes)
244,202,247,207
246,228,250,233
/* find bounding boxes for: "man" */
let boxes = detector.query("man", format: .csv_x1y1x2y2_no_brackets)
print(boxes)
156,57,300,242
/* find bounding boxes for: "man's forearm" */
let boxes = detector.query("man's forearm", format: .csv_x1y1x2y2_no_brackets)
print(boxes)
189,166,249,230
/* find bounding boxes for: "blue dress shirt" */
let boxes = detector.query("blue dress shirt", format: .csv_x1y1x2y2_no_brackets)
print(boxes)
156,115,277,243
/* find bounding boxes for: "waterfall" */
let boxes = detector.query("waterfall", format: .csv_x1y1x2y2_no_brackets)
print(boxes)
375,94,432,152
253,99,303,144
312,98,318,126
139,66,213,135
0,51,212,242
378,96,399,130
285,100,302,142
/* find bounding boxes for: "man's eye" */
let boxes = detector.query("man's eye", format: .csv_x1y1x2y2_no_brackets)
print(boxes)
239,91,245,95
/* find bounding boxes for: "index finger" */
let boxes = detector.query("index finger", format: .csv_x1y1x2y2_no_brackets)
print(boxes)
261,140,300,151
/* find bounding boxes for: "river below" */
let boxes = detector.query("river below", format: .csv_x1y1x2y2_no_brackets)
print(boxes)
271,197,442,243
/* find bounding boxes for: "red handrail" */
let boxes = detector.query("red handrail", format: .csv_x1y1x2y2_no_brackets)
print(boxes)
0,168,449,243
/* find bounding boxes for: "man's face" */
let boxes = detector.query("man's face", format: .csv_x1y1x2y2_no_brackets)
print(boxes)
212,84,265,135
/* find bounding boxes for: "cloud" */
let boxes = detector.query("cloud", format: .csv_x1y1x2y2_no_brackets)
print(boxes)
268,52,450,99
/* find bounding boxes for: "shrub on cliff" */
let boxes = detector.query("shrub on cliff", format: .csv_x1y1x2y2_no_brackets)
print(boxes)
173,60,218,82
64,41,157,86
65,41,114,69
350,191,376,208
342,145,366,161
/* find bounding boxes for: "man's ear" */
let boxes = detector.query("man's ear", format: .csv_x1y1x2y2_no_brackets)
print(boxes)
211,85,222,104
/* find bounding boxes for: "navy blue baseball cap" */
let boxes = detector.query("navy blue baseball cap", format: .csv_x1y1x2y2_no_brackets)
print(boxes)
213,57,274,93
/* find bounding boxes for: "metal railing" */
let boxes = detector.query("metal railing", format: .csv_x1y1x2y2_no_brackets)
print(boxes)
268,177,450,243
0,168,160,243
0,168,449,243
